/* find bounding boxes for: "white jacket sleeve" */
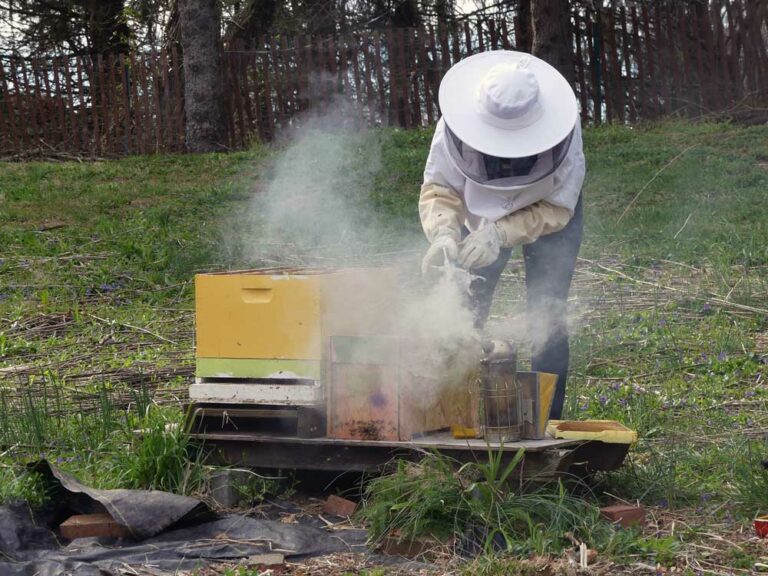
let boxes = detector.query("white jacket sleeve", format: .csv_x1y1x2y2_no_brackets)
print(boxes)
420,119,468,243
493,122,585,247
493,200,573,247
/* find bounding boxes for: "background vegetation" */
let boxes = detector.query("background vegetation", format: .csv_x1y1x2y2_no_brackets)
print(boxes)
1,120,767,572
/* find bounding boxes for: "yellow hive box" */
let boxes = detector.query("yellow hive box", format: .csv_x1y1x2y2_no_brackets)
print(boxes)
194,267,397,382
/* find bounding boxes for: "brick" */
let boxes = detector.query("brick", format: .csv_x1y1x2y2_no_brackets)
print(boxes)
322,494,357,517
60,513,130,539
209,469,252,509
379,536,436,558
600,504,645,528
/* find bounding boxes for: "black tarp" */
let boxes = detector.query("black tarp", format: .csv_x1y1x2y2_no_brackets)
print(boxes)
0,462,368,575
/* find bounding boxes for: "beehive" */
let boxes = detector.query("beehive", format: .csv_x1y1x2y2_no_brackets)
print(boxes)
192,267,397,404
192,266,477,441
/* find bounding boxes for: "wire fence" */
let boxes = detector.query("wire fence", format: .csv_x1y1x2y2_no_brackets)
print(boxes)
1,0,766,157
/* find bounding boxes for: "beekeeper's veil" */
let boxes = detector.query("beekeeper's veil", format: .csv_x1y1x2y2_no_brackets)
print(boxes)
438,50,578,188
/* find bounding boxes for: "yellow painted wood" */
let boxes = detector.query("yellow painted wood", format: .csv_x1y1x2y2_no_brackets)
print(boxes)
546,420,638,444
196,358,322,380
195,273,323,360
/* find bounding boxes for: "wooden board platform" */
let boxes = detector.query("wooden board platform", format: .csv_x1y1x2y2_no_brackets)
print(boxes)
190,430,581,452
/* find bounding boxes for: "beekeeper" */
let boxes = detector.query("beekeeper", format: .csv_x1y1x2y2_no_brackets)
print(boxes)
420,50,585,419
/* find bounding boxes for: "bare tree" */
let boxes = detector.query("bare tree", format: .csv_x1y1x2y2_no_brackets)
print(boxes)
179,0,228,152
531,0,574,85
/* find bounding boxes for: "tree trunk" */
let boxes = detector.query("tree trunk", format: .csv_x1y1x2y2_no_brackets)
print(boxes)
179,0,228,152
531,0,574,86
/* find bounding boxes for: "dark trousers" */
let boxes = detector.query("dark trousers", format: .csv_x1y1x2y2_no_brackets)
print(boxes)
469,195,584,419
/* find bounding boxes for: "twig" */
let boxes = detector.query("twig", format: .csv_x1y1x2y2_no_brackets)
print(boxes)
617,143,700,224
87,313,177,345
674,212,694,239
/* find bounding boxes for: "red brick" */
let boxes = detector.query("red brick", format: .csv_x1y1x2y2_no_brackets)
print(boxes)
322,494,357,517
60,513,130,539
600,504,645,528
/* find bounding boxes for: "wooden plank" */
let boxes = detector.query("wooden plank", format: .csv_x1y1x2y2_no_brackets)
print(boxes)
451,22,461,63
675,3,692,116
20,58,40,146
52,57,67,150
630,7,645,121
420,27,434,124
75,56,89,153
270,36,285,123
597,9,612,122
348,35,362,121
230,53,246,148
640,3,656,117
128,53,142,154
691,3,706,113
489,19,498,50
463,20,473,56
619,7,635,123
7,58,27,148
36,58,55,147
653,0,669,114
341,35,353,103
476,20,485,52
110,53,123,153
260,39,275,141
500,18,512,50
361,33,376,123
0,59,20,149
398,27,412,129
280,35,295,118
170,46,185,150
724,0,741,101
97,54,111,154
248,47,264,142
138,53,153,153
386,28,397,126
409,28,421,127
586,9,601,123
62,57,80,151
150,50,164,151
427,24,439,119
713,0,733,107
706,1,723,110
240,46,255,138
191,429,582,453
373,32,387,125
606,7,624,123
294,36,306,114
190,382,324,405
118,54,131,154
438,22,451,74
574,12,589,122
159,49,172,152
665,3,682,113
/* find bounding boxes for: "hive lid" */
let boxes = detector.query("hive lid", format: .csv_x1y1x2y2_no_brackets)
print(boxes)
546,420,637,444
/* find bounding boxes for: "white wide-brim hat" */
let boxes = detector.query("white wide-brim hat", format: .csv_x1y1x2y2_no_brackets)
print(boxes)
438,50,578,158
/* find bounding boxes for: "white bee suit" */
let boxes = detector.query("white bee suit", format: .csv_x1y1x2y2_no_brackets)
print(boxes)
419,117,586,247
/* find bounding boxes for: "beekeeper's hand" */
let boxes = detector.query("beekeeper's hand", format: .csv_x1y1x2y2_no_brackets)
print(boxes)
458,224,501,270
421,234,459,276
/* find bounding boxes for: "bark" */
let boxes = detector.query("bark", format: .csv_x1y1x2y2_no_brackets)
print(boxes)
517,0,533,53
531,0,575,86
179,0,228,152
224,0,280,48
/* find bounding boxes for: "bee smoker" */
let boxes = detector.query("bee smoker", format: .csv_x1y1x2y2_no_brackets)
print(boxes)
479,340,522,442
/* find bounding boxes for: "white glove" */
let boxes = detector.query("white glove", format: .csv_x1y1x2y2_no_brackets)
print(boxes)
458,225,501,270
421,234,459,276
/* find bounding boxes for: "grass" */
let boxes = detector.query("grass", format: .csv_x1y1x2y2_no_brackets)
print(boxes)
0,120,767,572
